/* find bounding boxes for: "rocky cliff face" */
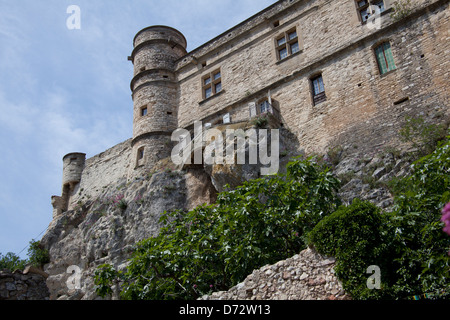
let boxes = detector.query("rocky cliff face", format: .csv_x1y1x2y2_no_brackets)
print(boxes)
41,168,216,300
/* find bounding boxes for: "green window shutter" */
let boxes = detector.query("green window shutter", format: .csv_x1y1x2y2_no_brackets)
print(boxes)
375,45,388,74
383,42,396,72
375,42,396,75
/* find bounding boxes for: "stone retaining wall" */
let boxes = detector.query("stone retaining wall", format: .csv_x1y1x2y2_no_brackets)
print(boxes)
0,267,49,300
200,248,350,301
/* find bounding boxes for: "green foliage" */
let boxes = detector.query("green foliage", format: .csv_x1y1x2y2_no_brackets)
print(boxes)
95,156,341,300
389,137,450,298
308,200,395,299
0,252,28,271
390,0,413,21
399,116,448,157
309,137,450,299
94,265,122,298
27,240,50,268
251,115,269,128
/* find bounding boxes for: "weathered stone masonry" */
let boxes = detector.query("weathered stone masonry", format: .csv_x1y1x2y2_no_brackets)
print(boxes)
43,0,449,300
52,0,449,215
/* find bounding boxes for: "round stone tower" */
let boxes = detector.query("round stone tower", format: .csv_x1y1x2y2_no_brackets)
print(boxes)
62,153,86,187
129,26,187,173
59,152,86,215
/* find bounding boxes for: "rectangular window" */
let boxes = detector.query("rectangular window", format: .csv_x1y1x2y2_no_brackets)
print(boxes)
141,107,148,117
138,148,144,160
375,42,396,75
136,147,145,168
276,28,300,61
311,74,327,105
356,0,385,23
202,69,222,100
260,100,271,114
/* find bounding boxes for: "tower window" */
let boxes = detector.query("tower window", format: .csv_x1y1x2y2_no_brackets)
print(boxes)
202,69,222,100
138,148,144,160
141,106,148,117
311,74,327,106
275,28,300,61
136,147,145,168
374,42,396,75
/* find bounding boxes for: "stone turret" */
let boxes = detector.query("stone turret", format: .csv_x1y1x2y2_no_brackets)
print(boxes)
129,26,187,175
52,153,86,218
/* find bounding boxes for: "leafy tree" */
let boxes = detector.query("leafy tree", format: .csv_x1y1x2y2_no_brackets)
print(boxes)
0,252,27,271
95,156,341,300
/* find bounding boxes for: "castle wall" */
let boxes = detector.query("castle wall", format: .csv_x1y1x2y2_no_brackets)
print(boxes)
68,139,133,209
54,0,449,213
175,0,448,153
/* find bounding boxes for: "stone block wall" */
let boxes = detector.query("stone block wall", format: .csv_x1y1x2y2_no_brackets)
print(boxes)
176,0,448,155
0,269,49,300
201,248,350,301
68,139,133,210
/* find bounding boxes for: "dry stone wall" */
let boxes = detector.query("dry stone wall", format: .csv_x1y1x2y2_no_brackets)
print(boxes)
0,268,49,300
200,248,350,301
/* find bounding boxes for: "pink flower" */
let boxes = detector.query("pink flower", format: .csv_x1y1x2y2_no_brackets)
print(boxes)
441,203,450,236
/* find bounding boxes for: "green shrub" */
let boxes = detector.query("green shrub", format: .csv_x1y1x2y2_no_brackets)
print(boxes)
309,136,450,300
308,200,395,299
27,240,50,268
0,252,27,271
94,156,341,300
388,136,450,299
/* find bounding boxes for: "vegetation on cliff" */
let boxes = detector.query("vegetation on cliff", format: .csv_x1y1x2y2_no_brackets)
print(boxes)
95,157,342,300
95,133,450,300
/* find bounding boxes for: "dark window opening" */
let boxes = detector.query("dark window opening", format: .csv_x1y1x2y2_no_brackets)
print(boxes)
311,74,327,106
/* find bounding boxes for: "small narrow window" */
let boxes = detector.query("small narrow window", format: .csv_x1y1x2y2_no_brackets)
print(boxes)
374,42,396,75
141,107,148,117
202,69,222,100
138,148,144,160
311,74,327,105
275,28,300,61
136,147,145,168
260,100,271,114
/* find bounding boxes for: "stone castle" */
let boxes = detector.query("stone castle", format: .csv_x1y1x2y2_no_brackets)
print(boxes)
52,0,449,217
40,0,449,300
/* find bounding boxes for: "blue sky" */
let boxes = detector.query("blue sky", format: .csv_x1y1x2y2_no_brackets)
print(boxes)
0,0,276,258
